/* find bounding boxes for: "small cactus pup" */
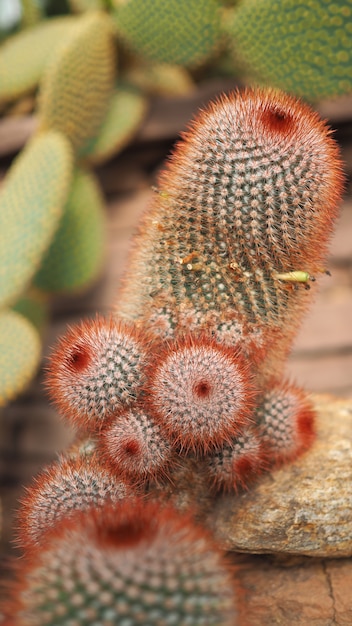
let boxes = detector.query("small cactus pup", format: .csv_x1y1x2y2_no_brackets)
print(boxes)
46,315,154,431
255,380,316,466
204,425,267,493
6,500,238,625
115,88,343,379
146,334,257,454
16,454,132,550
98,406,174,484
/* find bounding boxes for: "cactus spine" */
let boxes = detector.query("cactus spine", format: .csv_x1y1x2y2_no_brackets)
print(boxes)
8,501,238,625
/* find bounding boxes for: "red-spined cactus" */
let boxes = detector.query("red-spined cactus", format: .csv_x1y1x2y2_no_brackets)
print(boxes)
6,500,238,625
46,315,154,431
255,381,316,466
98,406,174,483
16,454,132,550
115,88,343,379
146,334,257,454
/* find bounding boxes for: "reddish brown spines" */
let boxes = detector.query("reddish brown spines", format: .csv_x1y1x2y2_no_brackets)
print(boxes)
255,381,316,466
16,454,131,550
6,500,238,625
146,334,257,453
46,315,153,430
205,427,267,493
98,407,174,483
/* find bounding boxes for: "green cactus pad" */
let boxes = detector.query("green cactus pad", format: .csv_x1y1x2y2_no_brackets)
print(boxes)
228,0,352,99
125,63,195,97
84,85,147,165
38,11,116,155
34,168,105,293
0,309,41,407
20,0,43,28
12,288,49,334
113,0,222,67
0,130,73,307
68,0,105,11
0,16,77,104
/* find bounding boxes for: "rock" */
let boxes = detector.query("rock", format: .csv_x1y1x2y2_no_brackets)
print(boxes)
208,396,352,557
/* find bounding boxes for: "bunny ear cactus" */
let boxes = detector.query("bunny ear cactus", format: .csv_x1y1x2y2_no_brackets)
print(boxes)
20,0,43,28
115,88,343,379
0,16,77,105
226,0,352,100
112,0,223,68
0,130,73,308
7,500,238,625
0,309,41,407
34,167,106,294
37,11,116,156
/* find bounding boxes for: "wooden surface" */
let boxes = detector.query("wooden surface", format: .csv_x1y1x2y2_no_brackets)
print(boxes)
0,86,351,622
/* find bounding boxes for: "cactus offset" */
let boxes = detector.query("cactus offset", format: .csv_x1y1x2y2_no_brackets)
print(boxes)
46,316,154,431
99,407,173,482
17,455,131,549
115,88,343,378
147,334,256,453
7,501,238,625
255,381,316,466
227,0,352,100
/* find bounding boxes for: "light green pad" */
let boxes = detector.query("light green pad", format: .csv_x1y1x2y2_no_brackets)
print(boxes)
0,16,77,104
0,131,73,307
84,85,147,165
228,0,352,99
34,168,105,293
113,0,222,67
0,309,41,407
38,11,116,155
12,288,49,334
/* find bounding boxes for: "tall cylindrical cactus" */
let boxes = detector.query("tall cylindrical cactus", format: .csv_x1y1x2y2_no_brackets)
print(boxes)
115,88,343,379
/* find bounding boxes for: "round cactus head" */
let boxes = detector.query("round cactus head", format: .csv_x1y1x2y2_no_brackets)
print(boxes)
16,454,131,550
46,316,153,430
6,500,238,625
99,406,173,483
147,334,257,453
255,381,316,466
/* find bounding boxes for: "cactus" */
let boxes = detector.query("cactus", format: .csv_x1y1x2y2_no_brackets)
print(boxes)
99,407,173,482
16,455,131,549
0,309,41,407
46,316,154,431
38,11,116,155
205,426,266,492
0,130,73,308
226,0,352,100
255,380,316,466
12,288,49,334
83,85,148,166
147,334,256,453
34,167,106,294
113,0,222,68
115,88,343,379
20,0,43,28
7,500,238,625
0,16,77,104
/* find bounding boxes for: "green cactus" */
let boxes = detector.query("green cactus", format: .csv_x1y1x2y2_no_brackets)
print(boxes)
113,0,222,68
0,16,77,105
0,309,41,407
227,0,352,100
0,130,73,308
38,11,116,155
83,85,148,166
8,500,238,625
114,88,343,379
123,62,195,97
20,0,43,28
11,287,49,334
68,0,106,12
17,454,131,549
34,167,106,293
